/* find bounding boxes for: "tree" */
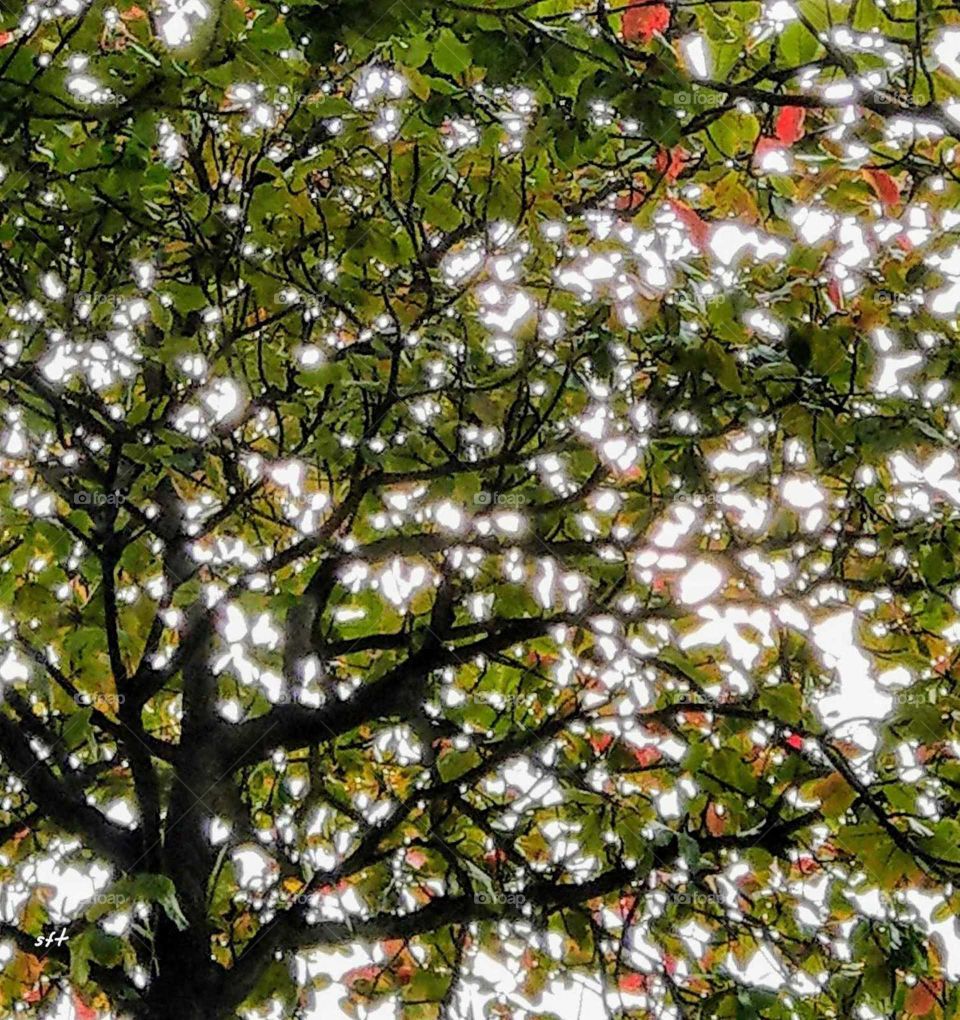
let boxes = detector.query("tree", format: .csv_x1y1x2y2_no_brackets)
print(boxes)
1,0,960,1016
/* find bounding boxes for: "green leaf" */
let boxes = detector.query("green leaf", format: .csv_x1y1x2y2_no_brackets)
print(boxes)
705,339,744,393
63,707,94,750
131,874,189,931
70,929,124,985
758,685,802,725
779,20,820,65
432,29,472,75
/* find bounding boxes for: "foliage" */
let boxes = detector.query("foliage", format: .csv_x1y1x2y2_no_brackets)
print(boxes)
1,0,960,1017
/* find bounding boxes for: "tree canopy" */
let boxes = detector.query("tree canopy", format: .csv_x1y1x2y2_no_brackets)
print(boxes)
3,0,960,1017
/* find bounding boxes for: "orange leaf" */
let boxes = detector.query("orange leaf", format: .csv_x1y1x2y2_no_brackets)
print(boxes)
864,168,901,210
904,977,943,1017
622,3,670,43
13,953,44,986
774,105,805,144
0,31,13,46
668,199,709,250
706,802,726,836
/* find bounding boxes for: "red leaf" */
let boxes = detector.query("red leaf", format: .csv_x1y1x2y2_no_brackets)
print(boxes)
826,278,843,311
753,136,787,170
916,743,940,764
344,964,383,988
864,168,901,210
654,146,689,182
785,733,803,751
668,199,709,250
615,184,645,212
622,3,670,43
0,32,12,47
72,994,98,1020
618,971,649,992
590,733,613,754
774,105,805,145
797,855,820,875
405,848,427,868
631,744,661,767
